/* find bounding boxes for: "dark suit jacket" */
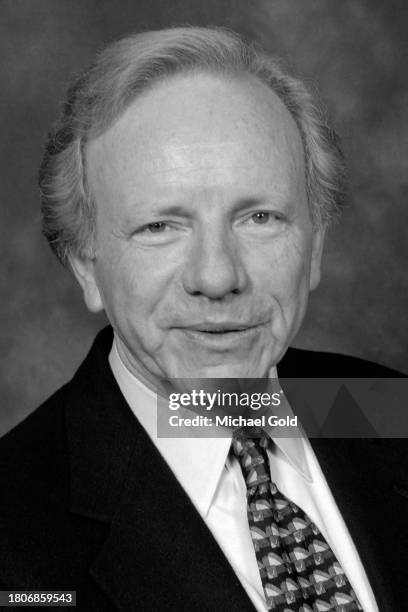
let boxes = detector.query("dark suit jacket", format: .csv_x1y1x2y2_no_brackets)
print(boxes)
0,326,407,611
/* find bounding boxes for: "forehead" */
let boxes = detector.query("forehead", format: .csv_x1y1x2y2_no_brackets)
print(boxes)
86,71,305,209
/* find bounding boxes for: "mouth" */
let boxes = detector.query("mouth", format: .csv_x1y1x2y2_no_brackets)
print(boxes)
177,321,269,347
189,324,253,333
200,329,245,334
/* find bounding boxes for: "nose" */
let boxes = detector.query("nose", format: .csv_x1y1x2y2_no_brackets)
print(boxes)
182,225,248,299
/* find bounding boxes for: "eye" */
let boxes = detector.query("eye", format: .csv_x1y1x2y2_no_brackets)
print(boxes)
251,212,271,224
236,209,287,238
131,219,187,246
249,211,285,225
146,222,167,233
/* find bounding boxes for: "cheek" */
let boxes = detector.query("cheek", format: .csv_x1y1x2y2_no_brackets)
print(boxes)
246,233,312,300
96,245,178,331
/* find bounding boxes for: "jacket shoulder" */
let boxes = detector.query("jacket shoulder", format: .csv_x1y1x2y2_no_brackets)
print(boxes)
0,384,71,516
279,347,404,377
0,379,110,598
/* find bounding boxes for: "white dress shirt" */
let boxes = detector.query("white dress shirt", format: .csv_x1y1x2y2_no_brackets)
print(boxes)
109,337,378,611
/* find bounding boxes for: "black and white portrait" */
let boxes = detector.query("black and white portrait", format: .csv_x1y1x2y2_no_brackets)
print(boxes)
1,2,407,611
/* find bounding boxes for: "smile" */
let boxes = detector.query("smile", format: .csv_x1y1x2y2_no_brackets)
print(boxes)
177,322,269,348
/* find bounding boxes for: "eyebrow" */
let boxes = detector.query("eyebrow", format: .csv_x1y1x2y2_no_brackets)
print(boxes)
148,204,193,217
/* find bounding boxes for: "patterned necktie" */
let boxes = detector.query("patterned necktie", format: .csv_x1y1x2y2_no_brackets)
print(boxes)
232,429,363,612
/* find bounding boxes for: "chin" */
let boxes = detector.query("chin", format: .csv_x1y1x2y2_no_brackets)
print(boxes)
173,362,268,380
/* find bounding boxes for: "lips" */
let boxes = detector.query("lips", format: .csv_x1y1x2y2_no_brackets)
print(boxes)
175,322,270,351
199,329,244,334
187,323,254,334
184,323,258,333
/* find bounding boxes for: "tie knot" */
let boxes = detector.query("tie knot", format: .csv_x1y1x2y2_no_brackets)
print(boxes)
232,429,270,489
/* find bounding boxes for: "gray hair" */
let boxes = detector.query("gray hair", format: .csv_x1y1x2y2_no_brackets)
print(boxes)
39,26,346,266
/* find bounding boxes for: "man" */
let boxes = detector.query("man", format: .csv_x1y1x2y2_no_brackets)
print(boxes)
0,27,406,611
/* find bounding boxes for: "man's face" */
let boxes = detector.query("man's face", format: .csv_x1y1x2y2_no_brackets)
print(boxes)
74,72,324,382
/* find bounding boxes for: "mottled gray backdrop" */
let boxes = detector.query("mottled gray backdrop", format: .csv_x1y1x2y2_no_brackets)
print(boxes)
1,0,407,436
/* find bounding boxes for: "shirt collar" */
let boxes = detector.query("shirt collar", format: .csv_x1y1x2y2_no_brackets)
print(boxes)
109,336,312,517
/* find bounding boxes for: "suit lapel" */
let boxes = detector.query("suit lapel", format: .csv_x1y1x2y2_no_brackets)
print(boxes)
89,419,255,611
65,327,255,611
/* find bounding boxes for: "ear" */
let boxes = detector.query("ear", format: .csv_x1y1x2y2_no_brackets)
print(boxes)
309,225,326,291
69,253,104,313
